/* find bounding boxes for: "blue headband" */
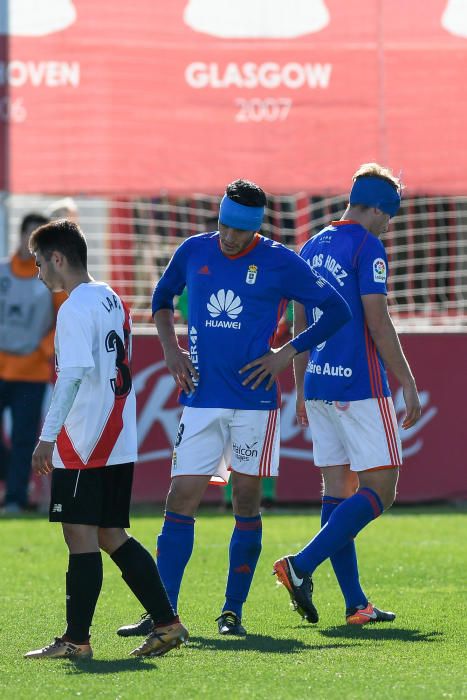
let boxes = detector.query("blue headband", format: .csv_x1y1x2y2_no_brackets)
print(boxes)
349,176,401,217
219,195,265,231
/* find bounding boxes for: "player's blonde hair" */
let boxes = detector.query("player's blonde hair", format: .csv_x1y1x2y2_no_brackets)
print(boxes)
352,162,402,192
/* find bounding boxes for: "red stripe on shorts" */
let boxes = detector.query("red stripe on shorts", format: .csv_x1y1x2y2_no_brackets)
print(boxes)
377,397,401,466
259,410,277,477
383,396,402,466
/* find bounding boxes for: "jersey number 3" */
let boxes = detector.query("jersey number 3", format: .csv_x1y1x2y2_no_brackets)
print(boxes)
105,330,132,397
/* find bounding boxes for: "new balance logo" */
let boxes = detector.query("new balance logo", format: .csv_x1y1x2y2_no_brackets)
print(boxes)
198,265,210,275
52,503,62,513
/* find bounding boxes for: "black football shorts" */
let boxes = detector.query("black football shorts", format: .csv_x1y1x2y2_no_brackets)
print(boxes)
49,462,134,527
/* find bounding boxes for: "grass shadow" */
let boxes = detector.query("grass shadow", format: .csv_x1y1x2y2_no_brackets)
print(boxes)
189,634,359,654
319,626,443,643
63,657,164,675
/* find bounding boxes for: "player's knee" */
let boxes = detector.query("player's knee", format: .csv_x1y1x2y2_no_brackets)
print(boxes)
98,528,128,554
62,523,98,552
231,486,261,516
322,470,358,499
166,481,202,517
359,467,398,511
232,491,261,517
380,489,396,511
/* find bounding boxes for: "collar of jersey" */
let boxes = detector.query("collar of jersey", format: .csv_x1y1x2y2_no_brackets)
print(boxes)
331,219,361,227
218,232,261,259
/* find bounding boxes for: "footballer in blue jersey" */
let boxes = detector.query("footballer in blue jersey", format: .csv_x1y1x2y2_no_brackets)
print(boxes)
300,220,392,402
152,230,348,410
118,179,351,639
274,163,422,627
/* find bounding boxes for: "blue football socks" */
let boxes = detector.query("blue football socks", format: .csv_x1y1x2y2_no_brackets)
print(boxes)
156,511,195,612
294,488,384,575
321,496,367,610
223,514,262,619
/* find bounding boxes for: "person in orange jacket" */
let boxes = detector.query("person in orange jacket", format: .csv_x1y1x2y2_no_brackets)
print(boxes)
0,213,64,512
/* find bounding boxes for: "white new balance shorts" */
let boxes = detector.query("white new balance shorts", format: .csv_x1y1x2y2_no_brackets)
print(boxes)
171,407,280,484
305,397,402,472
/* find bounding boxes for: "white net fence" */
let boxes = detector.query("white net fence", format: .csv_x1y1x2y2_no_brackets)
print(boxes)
5,192,467,332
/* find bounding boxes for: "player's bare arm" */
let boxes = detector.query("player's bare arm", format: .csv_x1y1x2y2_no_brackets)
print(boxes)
292,301,309,427
362,293,421,429
154,308,199,394
31,440,55,475
239,343,297,391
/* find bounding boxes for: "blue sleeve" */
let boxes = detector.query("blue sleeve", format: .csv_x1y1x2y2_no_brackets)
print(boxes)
357,236,389,296
280,251,352,354
279,249,336,307
151,238,191,315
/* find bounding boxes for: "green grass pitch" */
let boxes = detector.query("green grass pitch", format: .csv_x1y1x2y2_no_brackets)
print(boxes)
0,506,465,700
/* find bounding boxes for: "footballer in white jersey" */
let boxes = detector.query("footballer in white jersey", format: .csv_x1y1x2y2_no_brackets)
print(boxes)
26,220,187,661
52,282,137,469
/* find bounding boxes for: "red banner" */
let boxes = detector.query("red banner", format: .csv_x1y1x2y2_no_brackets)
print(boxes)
131,333,467,504
4,0,467,194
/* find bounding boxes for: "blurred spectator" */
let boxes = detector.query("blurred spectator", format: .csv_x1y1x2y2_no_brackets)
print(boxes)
46,197,79,223
0,213,60,513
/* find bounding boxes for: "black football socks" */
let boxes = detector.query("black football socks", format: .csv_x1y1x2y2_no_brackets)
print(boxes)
111,537,177,626
65,552,103,644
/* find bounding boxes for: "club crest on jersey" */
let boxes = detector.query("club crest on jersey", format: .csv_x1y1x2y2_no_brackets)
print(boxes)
246,264,258,285
373,258,387,283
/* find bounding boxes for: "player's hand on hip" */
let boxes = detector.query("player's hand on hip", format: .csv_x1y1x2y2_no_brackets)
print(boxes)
401,382,422,429
165,347,199,394
32,440,55,475
296,397,309,427
239,344,297,391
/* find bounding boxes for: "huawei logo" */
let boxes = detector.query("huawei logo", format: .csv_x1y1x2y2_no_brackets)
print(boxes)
207,289,243,319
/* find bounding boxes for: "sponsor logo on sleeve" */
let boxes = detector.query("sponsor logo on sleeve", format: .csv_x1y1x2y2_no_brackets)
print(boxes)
373,258,387,283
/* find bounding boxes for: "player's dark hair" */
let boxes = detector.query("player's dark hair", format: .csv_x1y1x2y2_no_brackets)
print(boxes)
20,213,49,236
226,179,267,207
29,219,87,269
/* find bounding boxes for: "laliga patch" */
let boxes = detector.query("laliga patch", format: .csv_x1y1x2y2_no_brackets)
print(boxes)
246,264,258,285
373,258,387,283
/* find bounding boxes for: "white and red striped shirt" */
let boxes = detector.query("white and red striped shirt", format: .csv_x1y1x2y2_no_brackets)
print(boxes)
52,282,137,469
